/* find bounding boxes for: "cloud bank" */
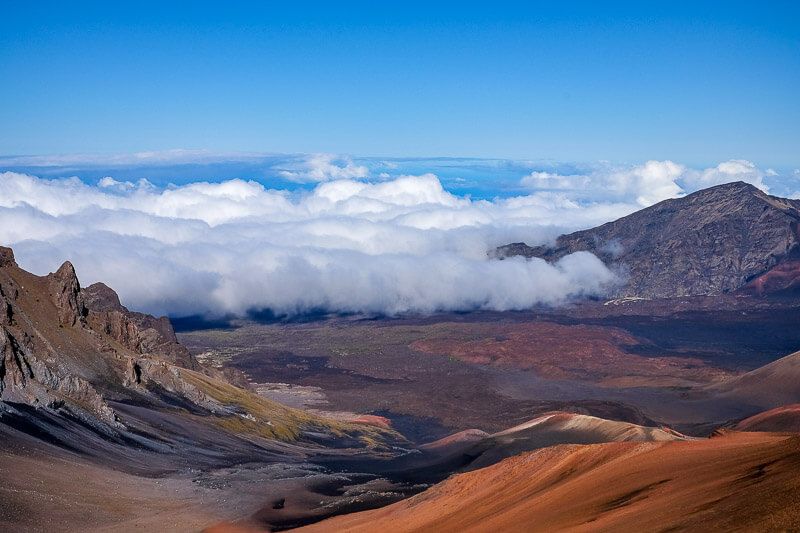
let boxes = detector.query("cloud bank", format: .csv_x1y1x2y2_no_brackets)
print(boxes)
0,157,778,317
0,171,624,316
520,159,771,206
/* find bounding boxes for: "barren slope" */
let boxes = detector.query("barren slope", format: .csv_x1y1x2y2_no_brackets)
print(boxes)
734,404,800,433
420,412,686,469
301,431,800,532
710,350,800,410
0,246,406,530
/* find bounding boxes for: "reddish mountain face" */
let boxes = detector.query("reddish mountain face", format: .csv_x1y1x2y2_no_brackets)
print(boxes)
300,431,800,533
741,258,800,295
734,405,800,433
494,182,800,299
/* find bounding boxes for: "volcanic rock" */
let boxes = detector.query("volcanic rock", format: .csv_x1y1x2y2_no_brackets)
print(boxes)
0,245,409,533
0,246,16,268
0,245,401,449
48,261,87,327
82,282,198,369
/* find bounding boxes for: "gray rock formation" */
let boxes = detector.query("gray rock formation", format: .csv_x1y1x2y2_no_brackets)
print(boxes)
494,182,800,298
0,312,118,426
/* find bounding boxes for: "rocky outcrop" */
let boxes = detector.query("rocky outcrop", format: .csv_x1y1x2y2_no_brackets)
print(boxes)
0,250,19,328
0,249,204,427
0,283,15,326
494,182,800,298
0,251,206,427
0,327,32,397
83,282,198,369
48,261,87,327
82,281,124,311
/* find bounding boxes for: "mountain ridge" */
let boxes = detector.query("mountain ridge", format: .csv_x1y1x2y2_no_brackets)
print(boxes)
0,244,400,455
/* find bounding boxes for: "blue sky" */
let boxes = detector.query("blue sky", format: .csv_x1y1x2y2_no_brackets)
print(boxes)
1,2,799,169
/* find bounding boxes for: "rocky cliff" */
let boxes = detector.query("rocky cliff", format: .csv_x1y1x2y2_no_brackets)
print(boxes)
494,182,800,298
82,281,198,369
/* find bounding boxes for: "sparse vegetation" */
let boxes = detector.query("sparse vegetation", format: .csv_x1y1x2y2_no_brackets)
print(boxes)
179,368,398,446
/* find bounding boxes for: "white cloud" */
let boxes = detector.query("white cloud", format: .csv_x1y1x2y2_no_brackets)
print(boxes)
622,160,685,206
0,171,625,316
521,160,685,207
682,159,769,192
520,171,586,191
520,159,775,207
277,153,369,183
97,176,155,193
0,149,268,168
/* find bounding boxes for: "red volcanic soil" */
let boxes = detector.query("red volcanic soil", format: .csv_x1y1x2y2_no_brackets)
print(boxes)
299,431,800,532
735,405,800,433
349,414,393,429
742,258,800,295
419,429,490,451
416,412,687,472
410,321,730,386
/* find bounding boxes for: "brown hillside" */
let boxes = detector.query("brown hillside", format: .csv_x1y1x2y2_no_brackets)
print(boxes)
300,431,800,532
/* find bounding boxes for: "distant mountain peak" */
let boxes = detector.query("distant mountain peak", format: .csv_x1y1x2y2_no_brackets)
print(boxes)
697,180,759,192
494,183,800,298
83,282,125,312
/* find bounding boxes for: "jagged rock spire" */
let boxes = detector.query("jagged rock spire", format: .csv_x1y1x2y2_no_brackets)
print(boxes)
49,260,87,327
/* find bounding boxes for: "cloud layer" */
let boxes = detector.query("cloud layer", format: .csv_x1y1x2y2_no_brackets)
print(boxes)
0,171,626,316
520,159,772,207
0,157,781,317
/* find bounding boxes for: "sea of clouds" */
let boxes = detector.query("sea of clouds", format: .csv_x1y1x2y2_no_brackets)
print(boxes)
0,154,786,317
